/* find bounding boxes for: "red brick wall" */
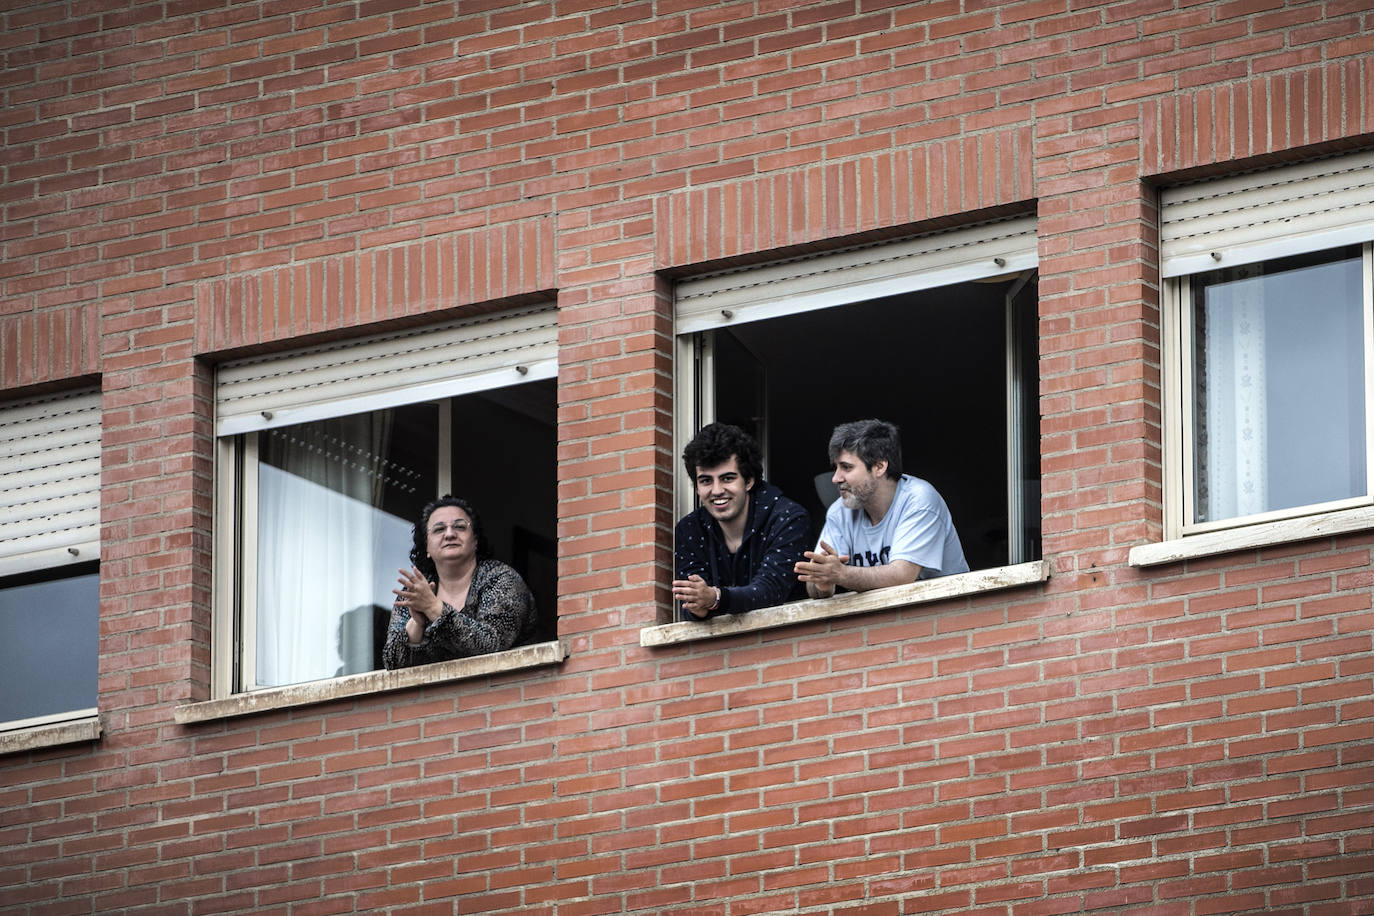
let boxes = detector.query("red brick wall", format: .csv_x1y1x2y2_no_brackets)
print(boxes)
3,2,1372,913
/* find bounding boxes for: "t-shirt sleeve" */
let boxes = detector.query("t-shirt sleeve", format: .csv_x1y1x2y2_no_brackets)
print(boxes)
888,503,947,573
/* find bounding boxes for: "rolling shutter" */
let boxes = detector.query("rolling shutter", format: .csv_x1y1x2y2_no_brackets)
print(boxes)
1160,148,1374,278
0,388,101,577
216,303,558,436
675,215,1038,335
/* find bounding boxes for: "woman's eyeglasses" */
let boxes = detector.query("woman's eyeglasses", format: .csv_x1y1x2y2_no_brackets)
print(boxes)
428,521,470,536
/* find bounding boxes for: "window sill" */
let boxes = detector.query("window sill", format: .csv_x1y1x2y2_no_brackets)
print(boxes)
640,561,1051,648
0,713,101,757
175,640,567,725
1129,506,1374,567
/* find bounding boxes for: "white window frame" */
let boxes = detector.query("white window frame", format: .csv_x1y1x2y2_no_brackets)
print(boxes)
663,216,1047,635
0,388,102,749
210,305,559,699
1163,251,1374,539
214,407,454,694
673,216,1040,529
670,219,1033,554
1137,149,1374,566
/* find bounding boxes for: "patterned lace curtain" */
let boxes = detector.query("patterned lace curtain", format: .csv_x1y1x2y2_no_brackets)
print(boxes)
255,412,401,686
1197,263,1267,523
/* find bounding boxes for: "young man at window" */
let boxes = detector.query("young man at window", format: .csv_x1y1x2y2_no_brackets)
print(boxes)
797,419,969,598
672,423,811,619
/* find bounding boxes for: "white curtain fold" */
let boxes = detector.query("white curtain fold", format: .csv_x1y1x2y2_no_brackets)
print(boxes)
1200,265,1268,522
255,414,407,686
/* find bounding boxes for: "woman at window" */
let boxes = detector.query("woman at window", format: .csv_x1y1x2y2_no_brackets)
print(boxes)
383,496,537,669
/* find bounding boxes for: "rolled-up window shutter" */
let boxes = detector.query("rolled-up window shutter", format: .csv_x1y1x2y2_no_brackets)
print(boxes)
675,216,1038,335
1161,149,1374,278
0,388,101,578
216,303,558,436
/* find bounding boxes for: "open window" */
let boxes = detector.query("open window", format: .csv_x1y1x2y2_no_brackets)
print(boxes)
1158,150,1374,544
0,388,101,738
212,305,558,696
674,216,1041,577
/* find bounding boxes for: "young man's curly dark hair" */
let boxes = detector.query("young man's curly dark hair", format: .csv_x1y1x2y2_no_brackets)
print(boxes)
681,422,764,483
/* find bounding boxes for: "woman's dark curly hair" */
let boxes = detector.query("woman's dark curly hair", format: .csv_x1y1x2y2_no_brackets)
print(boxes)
409,495,493,582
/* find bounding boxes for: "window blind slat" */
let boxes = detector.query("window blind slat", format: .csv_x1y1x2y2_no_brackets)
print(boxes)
675,216,1038,334
0,389,101,577
1161,149,1374,277
216,304,558,436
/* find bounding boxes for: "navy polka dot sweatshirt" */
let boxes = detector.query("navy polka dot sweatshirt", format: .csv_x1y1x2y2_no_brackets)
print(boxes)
674,480,811,619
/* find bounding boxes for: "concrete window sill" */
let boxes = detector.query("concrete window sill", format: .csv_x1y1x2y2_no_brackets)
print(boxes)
0,713,101,757
640,561,1050,648
1129,506,1374,567
175,640,567,725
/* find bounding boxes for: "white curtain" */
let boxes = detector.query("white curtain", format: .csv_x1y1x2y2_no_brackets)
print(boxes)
1200,265,1267,522
255,414,405,686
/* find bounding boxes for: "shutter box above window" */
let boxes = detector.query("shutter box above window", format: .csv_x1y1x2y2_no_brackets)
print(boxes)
1160,148,1374,278
0,388,101,578
674,216,1038,335
216,304,558,437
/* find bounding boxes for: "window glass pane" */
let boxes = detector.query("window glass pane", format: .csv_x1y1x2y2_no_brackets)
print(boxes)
256,403,438,687
0,565,98,722
244,379,559,689
1192,247,1365,524
704,278,1034,572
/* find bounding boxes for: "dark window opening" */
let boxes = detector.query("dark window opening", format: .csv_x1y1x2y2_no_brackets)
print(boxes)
449,379,558,643
701,275,1040,573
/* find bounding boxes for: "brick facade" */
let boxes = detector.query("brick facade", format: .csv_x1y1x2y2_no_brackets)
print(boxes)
2,2,1372,913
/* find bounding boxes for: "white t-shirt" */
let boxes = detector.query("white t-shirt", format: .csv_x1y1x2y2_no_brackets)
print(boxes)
817,474,969,579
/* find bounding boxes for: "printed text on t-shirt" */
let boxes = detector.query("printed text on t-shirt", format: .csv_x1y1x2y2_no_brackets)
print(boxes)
850,546,891,566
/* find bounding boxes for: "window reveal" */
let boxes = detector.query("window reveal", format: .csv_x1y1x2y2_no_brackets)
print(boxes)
674,218,1042,578
213,306,558,696
1160,150,1374,538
